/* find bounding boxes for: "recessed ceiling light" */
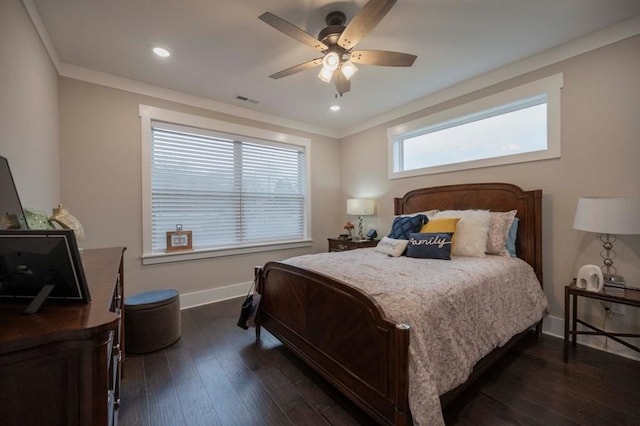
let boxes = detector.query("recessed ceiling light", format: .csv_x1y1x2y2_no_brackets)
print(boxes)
330,105,340,111
152,46,171,58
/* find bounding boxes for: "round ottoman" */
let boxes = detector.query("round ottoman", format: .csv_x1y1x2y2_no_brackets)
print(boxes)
124,289,181,354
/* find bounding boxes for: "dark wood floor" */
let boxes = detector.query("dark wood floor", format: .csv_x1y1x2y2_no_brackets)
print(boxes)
120,298,640,426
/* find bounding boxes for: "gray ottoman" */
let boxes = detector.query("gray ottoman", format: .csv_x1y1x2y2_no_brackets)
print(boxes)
124,289,181,354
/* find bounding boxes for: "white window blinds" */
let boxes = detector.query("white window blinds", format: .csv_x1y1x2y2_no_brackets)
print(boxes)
150,121,306,252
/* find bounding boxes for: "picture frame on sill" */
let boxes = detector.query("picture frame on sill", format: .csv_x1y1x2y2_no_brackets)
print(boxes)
166,225,192,252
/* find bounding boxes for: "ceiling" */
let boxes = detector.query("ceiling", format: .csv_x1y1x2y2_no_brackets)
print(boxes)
29,0,640,136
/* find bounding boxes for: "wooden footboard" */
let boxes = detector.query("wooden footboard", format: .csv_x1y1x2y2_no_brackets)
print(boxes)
255,262,411,426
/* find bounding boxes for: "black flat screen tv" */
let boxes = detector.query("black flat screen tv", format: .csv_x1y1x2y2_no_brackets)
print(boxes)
0,229,90,313
0,155,28,230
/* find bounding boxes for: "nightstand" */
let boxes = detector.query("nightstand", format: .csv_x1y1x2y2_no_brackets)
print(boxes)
563,279,640,362
328,238,378,252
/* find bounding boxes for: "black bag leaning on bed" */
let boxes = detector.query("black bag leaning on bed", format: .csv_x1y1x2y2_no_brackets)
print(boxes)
237,279,261,330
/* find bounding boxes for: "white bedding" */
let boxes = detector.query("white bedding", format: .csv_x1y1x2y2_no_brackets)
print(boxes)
283,248,548,426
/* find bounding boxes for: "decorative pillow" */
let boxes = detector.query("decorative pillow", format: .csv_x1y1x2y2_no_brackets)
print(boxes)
506,217,519,257
375,237,409,257
419,217,460,250
406,232,454,260
433,210,491,257
387,214,427,240
486,210,517,256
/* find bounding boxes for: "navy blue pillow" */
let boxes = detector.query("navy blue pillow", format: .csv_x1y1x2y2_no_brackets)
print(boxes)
388,214,427,240
406,232,454,260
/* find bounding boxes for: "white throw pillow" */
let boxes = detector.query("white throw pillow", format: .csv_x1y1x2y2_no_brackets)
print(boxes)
433,210,492,257
375,237,409,257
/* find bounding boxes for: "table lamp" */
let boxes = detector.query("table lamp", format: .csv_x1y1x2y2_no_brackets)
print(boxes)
347,199,374,240
573,196,640,286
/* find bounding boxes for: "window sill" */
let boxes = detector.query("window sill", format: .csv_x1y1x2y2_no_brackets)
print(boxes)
141,239,313,265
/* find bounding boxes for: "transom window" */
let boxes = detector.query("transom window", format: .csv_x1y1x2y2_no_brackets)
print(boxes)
388,74,563,178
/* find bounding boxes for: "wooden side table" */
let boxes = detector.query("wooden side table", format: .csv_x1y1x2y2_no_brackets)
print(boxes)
563,280,640,362
328,238,378,252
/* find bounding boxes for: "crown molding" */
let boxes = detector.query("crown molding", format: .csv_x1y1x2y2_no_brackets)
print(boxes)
338,15,640,138
58,63,339,138
21,0,61,73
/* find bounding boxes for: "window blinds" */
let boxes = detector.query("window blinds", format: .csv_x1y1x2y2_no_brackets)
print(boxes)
150,121,306,252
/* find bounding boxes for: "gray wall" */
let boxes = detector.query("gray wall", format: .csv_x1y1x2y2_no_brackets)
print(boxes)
0,0,59,209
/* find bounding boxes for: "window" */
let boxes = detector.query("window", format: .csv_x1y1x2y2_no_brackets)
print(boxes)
140,106,311,264
388,73,563,178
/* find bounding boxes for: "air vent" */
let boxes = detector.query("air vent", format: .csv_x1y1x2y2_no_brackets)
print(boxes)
236,96,259,104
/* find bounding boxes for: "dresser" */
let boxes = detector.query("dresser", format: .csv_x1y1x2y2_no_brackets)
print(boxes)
0,247,126,426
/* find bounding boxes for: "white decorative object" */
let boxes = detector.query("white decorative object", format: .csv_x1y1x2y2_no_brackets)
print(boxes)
576,264,604,292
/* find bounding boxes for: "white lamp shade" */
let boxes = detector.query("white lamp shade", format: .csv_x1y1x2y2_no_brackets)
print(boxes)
341,60,358,80
318,67,333,83
322,51,340,71
347,199,374,216
573,197,640,235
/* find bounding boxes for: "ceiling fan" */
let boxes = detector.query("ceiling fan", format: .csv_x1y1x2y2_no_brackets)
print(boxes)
259,0,417,96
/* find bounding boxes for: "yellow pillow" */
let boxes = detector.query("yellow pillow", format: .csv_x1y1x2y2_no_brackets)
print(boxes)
420,217,461,250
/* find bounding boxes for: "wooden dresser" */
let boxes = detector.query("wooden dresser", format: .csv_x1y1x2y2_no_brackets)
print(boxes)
0,247,126,426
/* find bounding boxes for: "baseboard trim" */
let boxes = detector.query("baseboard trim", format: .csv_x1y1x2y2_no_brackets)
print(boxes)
542,314,639,362
180,281,252,310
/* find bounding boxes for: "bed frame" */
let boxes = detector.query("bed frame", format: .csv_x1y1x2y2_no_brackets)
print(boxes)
255,183,542,425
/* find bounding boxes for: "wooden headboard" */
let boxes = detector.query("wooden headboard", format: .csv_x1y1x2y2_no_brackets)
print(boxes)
394,182,542,285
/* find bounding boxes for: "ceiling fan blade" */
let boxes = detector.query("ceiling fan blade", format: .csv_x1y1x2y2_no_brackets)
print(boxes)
335,71,351,96
259,12,328,53
269,58,323,79
350,50,417,67
337,0,397,50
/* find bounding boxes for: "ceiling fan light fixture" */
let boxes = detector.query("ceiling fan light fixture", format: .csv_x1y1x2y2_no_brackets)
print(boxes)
341,60,358,80
260,2,417,94
330,104,340,111
318,67,334,83
322,51,340,71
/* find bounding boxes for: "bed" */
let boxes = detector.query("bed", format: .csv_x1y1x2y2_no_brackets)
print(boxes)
254,182,546,425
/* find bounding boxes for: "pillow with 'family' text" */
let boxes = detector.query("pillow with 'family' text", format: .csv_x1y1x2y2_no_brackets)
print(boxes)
406,232,454,260
419,217,460,251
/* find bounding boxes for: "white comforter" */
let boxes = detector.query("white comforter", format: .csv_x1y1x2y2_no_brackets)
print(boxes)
283,248,548,426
